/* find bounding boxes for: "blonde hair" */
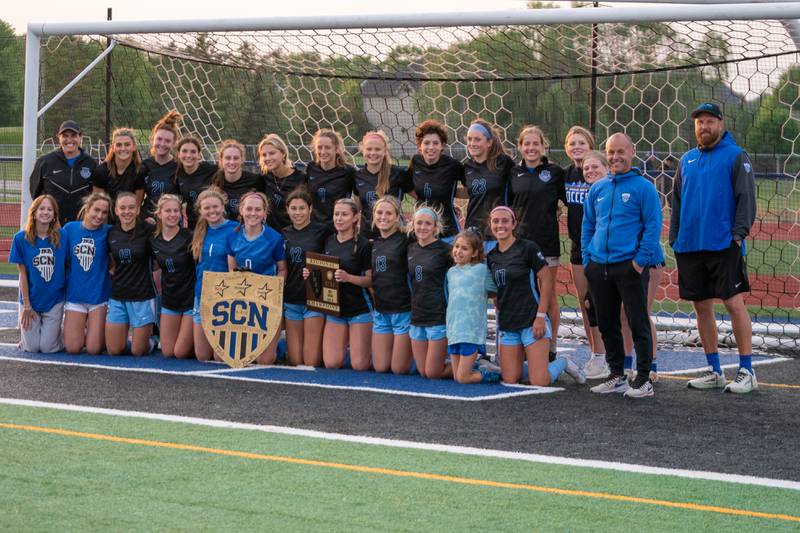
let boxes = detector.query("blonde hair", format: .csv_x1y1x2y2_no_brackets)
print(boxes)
410,203,444,238
565,125,596,164
212,139,246,188
359,130,393,196
311,129,351,168
153,194,184,237
103,128,142,178
582,150,608,169
237,191,270,227
517,125,550,151
149,110,182,157
371,195,404,233
469,119,507,172
77,191,112,224
257,134,291,174
25,195,61,247
191,186,228,259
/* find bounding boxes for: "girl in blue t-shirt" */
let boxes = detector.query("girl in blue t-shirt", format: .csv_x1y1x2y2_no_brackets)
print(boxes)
227,191,287,364
191,186,238,361
62,191,112,354
9,194,68,353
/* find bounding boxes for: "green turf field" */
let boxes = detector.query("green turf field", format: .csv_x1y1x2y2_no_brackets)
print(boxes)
1,403,797,531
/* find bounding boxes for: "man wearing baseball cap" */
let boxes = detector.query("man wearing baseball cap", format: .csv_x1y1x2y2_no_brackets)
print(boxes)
669,103,757,393
29,120,98,224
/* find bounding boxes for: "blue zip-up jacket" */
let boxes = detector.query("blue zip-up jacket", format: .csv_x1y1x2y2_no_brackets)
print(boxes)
669,131,756,253
581,169,662,267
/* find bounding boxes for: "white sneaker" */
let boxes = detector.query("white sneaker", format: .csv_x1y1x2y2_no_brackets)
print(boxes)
590,374,629,394
560,355,587,384
583,355,610,380
687,370,726,390
624,376,654,398
724,368,758,394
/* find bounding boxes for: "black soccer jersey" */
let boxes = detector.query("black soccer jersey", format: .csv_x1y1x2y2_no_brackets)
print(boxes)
371,231,411,314
324,234,373,318
509,158,566,257
486,239,547,331
264,168,307,232
177,161,218,229
564,164,592,246
91,162,145,204
463,154,514,238
141,157,179,219
407,238,451,326
409,154,464,238
282,222,332,305
305,162,357,226
353,165,413,239
108,222,156,301
220,171,266,221
150,228,195,312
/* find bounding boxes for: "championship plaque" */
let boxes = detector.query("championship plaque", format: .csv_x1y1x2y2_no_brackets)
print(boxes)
305,252,340,316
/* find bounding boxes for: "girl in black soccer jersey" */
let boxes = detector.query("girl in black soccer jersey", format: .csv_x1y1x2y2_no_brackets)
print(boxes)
306,129,357,226
510,125,566,362
486,206,584,386
141,111,181,223
314,198,373,370
92,128,145,210
212,139,266,220
259,133,306,232
283,189,330,367
150,194,195,359
370,196,413,374
409,120,464,243
106,192,157,356
354,131,412,239
176,136,217,230
460,119,514,251
407,205,453,379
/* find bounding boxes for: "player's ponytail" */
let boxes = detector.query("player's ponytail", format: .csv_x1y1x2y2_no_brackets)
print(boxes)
149,110,182,158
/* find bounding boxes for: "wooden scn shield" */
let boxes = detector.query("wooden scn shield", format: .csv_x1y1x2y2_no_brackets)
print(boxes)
200,271,283,368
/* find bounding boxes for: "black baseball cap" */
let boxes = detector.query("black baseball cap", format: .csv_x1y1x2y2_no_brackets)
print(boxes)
57,120,82,135
691,103,723,120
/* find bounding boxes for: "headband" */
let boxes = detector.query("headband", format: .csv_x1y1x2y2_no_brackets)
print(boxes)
415,207,439,223
490,205,516,224
468,123,492,140
363,132,385,144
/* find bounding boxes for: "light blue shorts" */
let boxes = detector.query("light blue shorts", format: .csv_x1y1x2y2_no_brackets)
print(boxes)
284,302,324,322
499,318,552,347
448,342,486,356
373,311,411,335
161,307,192,317
326,311,372,326
107,298,157,328
409,324,447,342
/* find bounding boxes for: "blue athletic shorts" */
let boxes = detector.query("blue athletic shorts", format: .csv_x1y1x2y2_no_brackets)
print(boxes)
409,324,447,342
447,342,486,356
284,302,324,322
326,311,372,326
107,298,157,328
373,311,411,335
161,307,192,317
192,295,202,324
499,318,552,347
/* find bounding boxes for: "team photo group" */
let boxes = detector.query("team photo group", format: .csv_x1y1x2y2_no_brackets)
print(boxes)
16,101,757,398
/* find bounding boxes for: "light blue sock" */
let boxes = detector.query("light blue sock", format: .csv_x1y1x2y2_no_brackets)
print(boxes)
739,354,753,372
651,361,658,373
706,352,722,374
624,354,633,370
548,358,567,384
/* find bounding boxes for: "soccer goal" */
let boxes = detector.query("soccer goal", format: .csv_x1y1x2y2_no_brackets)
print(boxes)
20,3,800,352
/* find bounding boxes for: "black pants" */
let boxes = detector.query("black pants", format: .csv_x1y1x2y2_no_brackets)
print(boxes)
585,260,652,378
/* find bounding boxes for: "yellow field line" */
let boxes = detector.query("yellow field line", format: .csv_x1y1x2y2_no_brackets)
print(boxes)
658,374,800,390
2,422,799,524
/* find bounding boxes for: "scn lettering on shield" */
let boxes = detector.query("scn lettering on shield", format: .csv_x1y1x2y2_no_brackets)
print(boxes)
212,300,269,329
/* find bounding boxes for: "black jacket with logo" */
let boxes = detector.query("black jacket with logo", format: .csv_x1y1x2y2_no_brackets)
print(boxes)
30,149,98,225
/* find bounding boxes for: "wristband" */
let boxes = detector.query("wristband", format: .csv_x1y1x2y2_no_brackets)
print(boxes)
536,312,546,318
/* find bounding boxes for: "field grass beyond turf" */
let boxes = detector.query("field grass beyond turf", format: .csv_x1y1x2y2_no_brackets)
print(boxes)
1,402,798,532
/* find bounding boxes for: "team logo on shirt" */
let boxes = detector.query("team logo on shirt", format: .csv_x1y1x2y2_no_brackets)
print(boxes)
32,247,55,282
80,167,92,179
539,170,552,183
201,271,284,368
621,192,631,203
743,162,752,174
73,237,96,272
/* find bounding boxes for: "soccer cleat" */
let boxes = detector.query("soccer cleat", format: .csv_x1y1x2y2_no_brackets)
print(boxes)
624,376,654,398
560,355,587,384
590,374,629,394
583,355,610,380
724,368,758,394
687,370,726,390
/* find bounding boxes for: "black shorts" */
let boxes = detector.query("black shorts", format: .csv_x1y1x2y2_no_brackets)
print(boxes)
675,242,749,301
569,240,582,266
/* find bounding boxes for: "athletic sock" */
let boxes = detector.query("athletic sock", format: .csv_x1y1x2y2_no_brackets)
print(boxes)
595,352,606,360
624,354,633,370
547,358,567,384
651,361,658,373
739,354,753,372
706,352,722,374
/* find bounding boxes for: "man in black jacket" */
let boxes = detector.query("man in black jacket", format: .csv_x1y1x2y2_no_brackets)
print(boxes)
29,121,98,225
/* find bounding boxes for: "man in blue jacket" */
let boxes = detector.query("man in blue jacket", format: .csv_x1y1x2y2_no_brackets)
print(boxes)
670,103,757,394
582,133,662,398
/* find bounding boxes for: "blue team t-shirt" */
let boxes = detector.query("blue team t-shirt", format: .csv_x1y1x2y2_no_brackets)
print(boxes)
9,229,68,312
63,221,112,305
226,224,286,276
195,219,238,295
445,262,496,346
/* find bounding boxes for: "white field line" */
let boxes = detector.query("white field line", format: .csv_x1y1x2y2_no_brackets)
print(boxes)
660,357,791,376
1,397,798,491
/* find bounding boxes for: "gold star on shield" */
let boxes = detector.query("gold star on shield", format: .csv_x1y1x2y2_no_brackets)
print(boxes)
257,282,272,301
235,278,252,296
215,279,229,297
